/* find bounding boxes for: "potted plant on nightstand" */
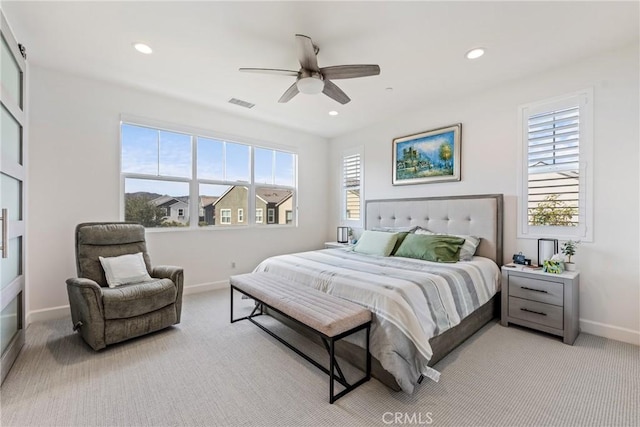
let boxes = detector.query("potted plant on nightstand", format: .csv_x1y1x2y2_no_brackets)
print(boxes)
561,240,580,271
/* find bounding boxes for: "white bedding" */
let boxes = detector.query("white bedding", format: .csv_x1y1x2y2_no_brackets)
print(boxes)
254,248,501,393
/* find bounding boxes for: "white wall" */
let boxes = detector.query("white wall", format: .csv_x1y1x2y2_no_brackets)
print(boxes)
329,44,640,345
26,66,329,320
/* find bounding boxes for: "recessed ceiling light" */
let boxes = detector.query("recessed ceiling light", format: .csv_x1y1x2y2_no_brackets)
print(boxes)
385,87,393,91
466,48,485,59
133,42,153,54
328,111,339,116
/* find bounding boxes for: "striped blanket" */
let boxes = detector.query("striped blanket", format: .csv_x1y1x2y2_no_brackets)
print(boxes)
254,248,500,394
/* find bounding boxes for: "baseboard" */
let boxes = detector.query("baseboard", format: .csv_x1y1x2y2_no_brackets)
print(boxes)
26,285,638,347
580,318,640,346
183,280,229,295
27,305,70,324
26,280,231,325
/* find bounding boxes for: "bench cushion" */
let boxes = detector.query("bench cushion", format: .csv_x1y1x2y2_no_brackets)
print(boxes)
230,272,371,338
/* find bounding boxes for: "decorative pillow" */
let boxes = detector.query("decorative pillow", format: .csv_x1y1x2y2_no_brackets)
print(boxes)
391,232,410,255
99,252,152,288
414,227,481,261
353,230,399,257
393,234,465,263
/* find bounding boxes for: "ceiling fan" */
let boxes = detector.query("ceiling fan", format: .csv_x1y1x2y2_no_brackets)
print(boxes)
239,34,380,105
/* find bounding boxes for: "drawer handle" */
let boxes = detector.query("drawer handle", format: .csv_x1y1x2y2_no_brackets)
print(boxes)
520,286,548,294
520,307,547,316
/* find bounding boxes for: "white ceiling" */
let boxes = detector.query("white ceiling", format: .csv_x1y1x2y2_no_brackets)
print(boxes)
2,1,639,138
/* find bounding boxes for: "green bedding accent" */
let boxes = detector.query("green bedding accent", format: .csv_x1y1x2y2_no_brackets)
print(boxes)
393,234,465,263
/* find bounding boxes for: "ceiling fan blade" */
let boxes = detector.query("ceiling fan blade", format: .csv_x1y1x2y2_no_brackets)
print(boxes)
295,34,319,72
322,80,350,104
320,64,380,80
239,68,299,77
278,82,299,103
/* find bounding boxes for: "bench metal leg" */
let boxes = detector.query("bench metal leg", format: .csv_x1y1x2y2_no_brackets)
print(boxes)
328,324,371,403
230,286,264,324
230,285,371,404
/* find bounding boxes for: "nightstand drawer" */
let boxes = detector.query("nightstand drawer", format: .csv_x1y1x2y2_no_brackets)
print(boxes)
508,275,563,306
508,297,563,330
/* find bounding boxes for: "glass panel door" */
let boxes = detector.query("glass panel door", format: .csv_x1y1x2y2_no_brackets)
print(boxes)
0,10,26,385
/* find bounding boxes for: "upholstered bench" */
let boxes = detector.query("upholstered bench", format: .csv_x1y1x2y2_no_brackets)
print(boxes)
230,272,371,403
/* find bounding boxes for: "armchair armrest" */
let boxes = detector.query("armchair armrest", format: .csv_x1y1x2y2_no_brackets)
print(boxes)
151,265,184,323
66,277,106,350
151,265,183,283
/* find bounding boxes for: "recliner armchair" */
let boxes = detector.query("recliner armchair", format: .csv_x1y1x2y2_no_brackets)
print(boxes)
66,222,184,350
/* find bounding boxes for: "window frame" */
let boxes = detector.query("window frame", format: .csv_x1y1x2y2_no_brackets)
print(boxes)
237,208,244,223
256,208,263,224
220,209,232,224
120,116,298,230
516,88,593,241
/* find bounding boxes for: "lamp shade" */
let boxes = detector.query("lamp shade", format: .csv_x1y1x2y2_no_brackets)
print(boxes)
337,227,349,243
297,77,324,94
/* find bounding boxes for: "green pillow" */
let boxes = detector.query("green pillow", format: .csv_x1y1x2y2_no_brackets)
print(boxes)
353,230,399,257
393,234,465,263
414,227,481,261
391,232,410,255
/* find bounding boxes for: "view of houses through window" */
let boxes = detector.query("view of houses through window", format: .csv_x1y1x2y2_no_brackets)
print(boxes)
121,122,296,228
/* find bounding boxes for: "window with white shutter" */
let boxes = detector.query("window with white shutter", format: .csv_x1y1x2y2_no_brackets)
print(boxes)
341,148,363,225
518,89,593,241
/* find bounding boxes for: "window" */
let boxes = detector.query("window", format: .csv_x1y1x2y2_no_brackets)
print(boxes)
518,89,593,241
286,210,293,224
121,124,191,228
121,121,297,229
254,148,296,227
341,148,363,225
220,209,231,224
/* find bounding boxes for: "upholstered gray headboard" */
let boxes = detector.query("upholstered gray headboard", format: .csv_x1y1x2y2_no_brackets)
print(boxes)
365,194,503,265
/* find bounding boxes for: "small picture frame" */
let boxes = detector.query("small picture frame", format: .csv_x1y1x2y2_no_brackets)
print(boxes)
538,238,558,264
392,123,461,185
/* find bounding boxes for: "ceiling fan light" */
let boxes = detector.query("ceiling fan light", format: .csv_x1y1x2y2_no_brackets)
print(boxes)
297,77,324,94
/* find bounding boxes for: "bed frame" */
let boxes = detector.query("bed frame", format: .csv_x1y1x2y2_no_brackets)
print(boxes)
272,194,504,391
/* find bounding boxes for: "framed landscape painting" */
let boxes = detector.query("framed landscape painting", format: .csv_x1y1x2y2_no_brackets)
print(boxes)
392,123,461,185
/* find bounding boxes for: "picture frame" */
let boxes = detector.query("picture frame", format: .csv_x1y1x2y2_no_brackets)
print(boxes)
538,238,558,265
392,123,461,185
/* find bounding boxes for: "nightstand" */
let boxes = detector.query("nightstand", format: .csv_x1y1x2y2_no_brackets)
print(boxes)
324,242,353,249
501,266,579,345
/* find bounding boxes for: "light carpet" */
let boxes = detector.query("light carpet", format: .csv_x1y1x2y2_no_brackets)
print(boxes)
1,288,638,427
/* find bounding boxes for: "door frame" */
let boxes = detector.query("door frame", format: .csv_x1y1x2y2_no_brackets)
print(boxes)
1,10,27,384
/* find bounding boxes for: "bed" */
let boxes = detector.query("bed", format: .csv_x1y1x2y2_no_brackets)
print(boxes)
254,194,503,394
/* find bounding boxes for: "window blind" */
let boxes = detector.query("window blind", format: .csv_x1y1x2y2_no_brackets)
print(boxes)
527,106,579,226
343,153,361,220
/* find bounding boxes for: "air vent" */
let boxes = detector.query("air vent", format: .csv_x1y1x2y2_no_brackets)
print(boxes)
228,98,255,109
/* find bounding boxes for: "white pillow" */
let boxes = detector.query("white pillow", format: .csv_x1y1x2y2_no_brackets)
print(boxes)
99,252,152,288
353,230,398,257
414,227,481,261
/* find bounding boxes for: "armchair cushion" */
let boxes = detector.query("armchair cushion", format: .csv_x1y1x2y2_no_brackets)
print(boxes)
76,222,152,287
99,252,153,288
102,278,177,320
